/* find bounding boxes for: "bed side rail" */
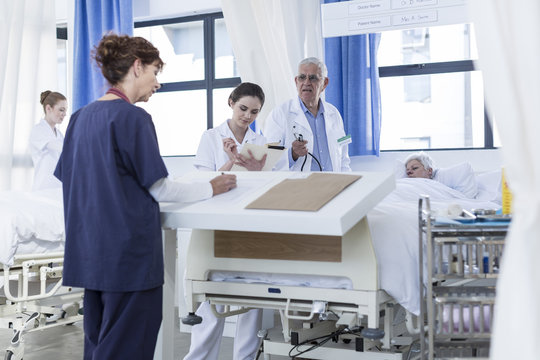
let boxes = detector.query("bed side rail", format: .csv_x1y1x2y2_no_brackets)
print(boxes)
2,252,65,303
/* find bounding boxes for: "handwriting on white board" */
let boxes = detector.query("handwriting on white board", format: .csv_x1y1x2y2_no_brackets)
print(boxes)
393,11,438,25
392,0,439,9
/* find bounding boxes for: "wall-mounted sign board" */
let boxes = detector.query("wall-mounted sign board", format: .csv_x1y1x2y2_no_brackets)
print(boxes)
322,0,468,37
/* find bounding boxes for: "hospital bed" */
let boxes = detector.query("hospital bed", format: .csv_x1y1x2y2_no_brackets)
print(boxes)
157,169,503,359
160,171,415,359
0,189,82,360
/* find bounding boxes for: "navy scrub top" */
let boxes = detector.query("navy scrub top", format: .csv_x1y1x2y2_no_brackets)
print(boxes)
55,99,168,292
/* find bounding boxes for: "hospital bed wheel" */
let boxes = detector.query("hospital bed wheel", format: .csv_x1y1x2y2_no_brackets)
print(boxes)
360,328,384,340
181,312,202,325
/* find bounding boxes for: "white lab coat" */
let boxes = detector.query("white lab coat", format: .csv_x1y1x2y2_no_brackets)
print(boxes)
184,302,262,360
263,98,351,172
186,120,271,360
194,120,287,171
28,118,63,190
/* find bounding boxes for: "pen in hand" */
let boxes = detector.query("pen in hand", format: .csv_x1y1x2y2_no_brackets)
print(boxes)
210,171,237,195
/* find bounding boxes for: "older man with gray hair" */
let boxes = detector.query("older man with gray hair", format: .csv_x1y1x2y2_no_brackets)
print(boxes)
263,57,351,172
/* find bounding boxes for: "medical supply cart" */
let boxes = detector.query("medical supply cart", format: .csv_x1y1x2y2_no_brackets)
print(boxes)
418,196,509,360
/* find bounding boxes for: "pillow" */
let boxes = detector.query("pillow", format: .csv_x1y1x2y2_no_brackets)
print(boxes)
433,162,478,198
475,169,502,204
394,159,407,179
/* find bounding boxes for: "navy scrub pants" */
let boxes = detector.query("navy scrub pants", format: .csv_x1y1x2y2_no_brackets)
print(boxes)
83,286,162,360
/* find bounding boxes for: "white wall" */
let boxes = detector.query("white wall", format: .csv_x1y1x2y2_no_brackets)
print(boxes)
133,0,221,20
349,149,501,174
55,0,221,24
164,149,502,178
55,0,68,23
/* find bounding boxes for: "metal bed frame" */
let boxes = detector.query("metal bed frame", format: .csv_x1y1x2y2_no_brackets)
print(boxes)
418,196,507,360
1,252,83,360
181,223,414,359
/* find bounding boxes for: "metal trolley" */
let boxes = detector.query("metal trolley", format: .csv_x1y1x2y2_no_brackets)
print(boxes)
418,196,508,360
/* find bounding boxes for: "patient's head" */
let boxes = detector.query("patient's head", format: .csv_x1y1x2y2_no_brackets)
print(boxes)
405,152,434,179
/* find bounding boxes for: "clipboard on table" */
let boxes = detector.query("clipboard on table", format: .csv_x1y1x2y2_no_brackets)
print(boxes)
230,143,286,171
245,173,362,211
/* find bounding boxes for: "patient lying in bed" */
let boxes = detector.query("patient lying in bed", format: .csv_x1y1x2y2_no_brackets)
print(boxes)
398,151,500,202
181,160,502,342
368,159,502,315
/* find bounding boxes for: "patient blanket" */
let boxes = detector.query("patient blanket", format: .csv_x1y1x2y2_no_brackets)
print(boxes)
368,178,500,315
0,188,64,266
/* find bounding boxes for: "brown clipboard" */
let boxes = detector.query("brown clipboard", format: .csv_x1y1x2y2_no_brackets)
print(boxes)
245,173,362,211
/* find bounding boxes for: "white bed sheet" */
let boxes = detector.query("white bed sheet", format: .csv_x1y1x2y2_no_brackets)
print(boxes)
209,271,352,289
368,177,501,315
0,188,64,266
204,178,501,317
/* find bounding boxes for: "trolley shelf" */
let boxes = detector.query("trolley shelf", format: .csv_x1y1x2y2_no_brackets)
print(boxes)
418,196,508,360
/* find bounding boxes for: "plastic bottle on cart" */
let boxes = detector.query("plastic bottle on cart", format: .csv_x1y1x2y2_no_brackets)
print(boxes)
493,256,500,273
450,254,459,274
483,251,490,274
502,168,513,215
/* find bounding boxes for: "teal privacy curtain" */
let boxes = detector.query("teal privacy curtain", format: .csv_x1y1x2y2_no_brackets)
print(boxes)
73,0,133,111
324,0,381,156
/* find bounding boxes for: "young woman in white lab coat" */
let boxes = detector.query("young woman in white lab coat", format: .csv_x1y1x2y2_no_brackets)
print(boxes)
194,82,286,172
187,82,281,360
28,90,68,190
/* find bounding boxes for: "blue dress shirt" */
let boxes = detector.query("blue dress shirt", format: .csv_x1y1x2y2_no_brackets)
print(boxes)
299,99,333,171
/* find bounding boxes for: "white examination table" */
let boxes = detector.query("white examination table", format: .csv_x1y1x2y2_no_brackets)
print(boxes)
157,171,399,359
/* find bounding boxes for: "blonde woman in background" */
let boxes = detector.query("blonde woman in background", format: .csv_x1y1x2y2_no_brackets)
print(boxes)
29,90,68,190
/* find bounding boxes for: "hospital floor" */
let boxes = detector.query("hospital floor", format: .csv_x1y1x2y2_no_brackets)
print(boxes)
0,317,228,359
0,311,289,359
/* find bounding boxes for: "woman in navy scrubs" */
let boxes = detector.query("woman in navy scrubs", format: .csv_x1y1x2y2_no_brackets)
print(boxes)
55,33,236,360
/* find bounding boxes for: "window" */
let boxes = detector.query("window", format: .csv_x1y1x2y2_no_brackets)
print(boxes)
378,23,500,151
56,26,69,134
134,13,240,156
56,27,68,96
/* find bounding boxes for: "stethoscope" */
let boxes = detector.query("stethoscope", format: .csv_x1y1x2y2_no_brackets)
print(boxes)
292,124,301,142
292,125,322,172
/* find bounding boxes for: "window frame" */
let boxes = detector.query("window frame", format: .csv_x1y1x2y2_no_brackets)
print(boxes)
134,12,241,131
378,60,495,152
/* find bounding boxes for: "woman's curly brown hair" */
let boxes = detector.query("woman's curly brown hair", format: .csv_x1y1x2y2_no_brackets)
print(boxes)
93,33,164,86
